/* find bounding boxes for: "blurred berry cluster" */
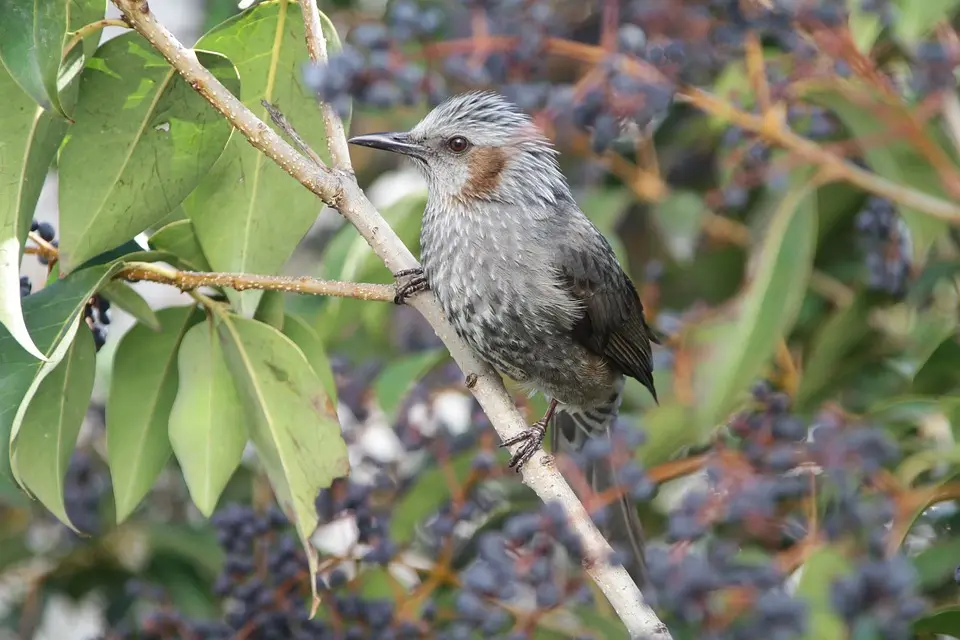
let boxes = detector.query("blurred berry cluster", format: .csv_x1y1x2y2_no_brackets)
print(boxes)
855,196,912,297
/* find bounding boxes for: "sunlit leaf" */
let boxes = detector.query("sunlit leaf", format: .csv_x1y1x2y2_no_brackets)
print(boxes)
107,305,202,522
169,319,248,517
186,2,347,316
58,33,239,271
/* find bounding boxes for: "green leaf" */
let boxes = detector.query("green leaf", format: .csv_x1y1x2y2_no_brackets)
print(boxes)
803,80,949,264
12,327,95,530
168,319,248,517
578,187,631,266
68,0,109,65
913,535,960,590
847,0,884,53
795,295,872,410
254,290,285,330
796,546,850,640
651,191,705,264
148,219,213,272
0,264,118,482
186,2,347,316
891,0,960,44
100,281,160,332
692,179,818,427
217,313,348,610
914,606,960,636
107,305,201,522
372,348,448,422
0,61,72,360
57,33,240,271
281,312,337,405
0,0,70,115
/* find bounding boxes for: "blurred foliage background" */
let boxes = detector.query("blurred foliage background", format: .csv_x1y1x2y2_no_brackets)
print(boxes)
4,0,960,638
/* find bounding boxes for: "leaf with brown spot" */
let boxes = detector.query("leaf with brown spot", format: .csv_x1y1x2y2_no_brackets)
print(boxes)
217,313,348,611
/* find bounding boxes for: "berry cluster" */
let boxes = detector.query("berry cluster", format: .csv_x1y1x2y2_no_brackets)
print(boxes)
854,196,912,297
30,219,58,266
64,451,109,535
83,294,111,351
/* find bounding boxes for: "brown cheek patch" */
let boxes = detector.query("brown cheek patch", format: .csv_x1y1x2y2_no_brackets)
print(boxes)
461,147,507,199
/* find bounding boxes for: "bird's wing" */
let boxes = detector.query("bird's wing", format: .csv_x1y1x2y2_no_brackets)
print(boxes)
554,224,658,401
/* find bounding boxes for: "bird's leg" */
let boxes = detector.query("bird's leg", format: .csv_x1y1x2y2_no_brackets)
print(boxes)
500,398,559,472
393,267,429,305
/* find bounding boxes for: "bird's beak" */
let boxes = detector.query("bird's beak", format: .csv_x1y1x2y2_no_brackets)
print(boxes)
347,131,423,158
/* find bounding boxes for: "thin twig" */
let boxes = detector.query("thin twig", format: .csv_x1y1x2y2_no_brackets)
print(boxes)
261,99,326,168
119,262,395,301
63,18,129,56
298,0,352,170
110,2,668,637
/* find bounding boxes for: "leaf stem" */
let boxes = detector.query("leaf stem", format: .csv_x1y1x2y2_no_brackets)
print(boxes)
63,18,129,57
118,262,395,302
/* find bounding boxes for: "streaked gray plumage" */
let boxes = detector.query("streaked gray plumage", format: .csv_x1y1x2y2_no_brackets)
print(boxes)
348,91,658,588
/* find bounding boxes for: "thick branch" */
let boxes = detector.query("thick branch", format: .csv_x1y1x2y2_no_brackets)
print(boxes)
119,262,395,301
110,1,670,637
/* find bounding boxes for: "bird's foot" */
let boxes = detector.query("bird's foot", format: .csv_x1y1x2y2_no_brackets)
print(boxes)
500,419,548,472
393,267,429,305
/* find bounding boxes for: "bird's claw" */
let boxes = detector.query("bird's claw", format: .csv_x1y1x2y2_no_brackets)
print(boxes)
500,419,548,472
393,267,429,305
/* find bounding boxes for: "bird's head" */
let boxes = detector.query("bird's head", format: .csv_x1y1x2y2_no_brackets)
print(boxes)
348,91,570,206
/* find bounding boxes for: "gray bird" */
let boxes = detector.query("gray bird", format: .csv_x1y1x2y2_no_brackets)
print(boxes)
349,91,659,587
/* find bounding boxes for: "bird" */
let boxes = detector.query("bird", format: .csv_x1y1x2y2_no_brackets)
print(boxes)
348,91,659,587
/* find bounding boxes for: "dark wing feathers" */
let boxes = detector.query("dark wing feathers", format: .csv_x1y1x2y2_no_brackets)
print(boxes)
556,234,658,402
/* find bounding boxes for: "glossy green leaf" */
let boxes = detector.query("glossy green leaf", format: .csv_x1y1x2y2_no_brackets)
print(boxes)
68,0,109,64
107,305,201,522
100,281,160,332
186,2,347,316
373,348,448,422
148,220,213,273
217,314,348,609
796,546,850,640
58,33,240,271
168,319,248,517
12,327,95,530
0,0,69,115
0,264,117,482
803,80,949,263
652,191,705,263
913,535,960,590
692,180,818,427
281,312,337,405
254,291,285,330
914,606,960,635
0,61,72,360
891,0,960,44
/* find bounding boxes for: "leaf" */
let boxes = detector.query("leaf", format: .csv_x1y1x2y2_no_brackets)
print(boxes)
0,264,117,482
57,33,240,271
372,348,448,422
281,312,337,405
217,313,348,610
0,62,72,359
148,220,213,272
254,290,285,330
168,319,248,517
692,179,818,427
577,187,631,266
803,80,949,264
652,191,705,263
100,281,160,332
795,546,850,640
186,2,347,316
891,0,960,44
12,327,95,530
847,0,884,53
107,305,202,522
0,0,69,115
795,295,872,410
912,535,960,590
913,606,960,636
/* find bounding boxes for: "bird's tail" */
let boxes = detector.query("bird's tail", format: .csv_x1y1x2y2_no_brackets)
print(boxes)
551,376,647,588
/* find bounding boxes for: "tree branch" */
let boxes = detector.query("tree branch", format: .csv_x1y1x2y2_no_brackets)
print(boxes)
109,1,670,637
119,262,395,301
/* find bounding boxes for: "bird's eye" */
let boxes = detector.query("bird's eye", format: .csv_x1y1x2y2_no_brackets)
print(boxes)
447,136,470,153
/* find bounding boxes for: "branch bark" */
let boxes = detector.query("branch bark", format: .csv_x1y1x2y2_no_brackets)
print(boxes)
110,1,671,637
